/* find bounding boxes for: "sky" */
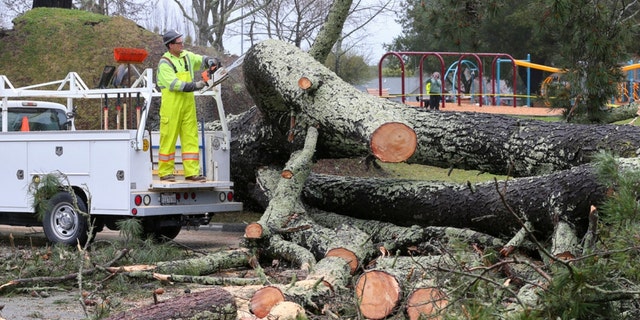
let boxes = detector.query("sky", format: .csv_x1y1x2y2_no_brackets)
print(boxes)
363,19,403,63
223,20,402,64
219,0,405,65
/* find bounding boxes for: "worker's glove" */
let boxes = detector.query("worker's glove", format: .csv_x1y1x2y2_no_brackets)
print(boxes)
206,57,221,69
195,80,206,89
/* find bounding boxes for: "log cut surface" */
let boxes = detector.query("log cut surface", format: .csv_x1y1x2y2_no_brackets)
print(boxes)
355,270,402,319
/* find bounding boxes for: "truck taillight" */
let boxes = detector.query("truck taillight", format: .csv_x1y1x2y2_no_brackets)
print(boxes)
191,192,196,199
134,195,142,206
142,138,150,152
227,192,234,201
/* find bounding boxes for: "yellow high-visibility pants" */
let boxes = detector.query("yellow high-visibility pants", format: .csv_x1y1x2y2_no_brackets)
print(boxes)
158,71,200,178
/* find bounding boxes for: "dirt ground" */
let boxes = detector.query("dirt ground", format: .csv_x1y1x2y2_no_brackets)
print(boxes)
0,225,247,320
421,101,564,116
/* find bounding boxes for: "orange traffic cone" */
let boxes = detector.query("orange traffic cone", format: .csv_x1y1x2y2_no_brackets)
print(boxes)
20,116,29,132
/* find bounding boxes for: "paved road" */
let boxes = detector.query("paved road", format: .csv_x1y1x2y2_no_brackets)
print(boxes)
0,224,246,248
0,224,246,320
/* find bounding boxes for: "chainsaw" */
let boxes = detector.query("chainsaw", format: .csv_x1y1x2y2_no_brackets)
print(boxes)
199,55,245,93
199,65,229,93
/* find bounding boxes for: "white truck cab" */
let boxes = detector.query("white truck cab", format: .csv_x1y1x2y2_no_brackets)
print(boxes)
0,67,242,245
2,100,72,132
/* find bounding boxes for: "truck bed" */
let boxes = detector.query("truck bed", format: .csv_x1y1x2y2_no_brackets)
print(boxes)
149,179,235,190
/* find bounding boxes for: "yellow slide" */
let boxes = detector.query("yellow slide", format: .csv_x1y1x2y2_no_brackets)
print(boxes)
516,60,640,73
514,60,561,73
621,63,640,72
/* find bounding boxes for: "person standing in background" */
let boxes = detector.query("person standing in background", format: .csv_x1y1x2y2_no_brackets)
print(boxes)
428,72,442,110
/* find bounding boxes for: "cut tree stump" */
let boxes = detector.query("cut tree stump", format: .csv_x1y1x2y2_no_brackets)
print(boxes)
406,287,448,320
245,256,352,316
355,270,402,319
250,286,286,318
243,39,417,163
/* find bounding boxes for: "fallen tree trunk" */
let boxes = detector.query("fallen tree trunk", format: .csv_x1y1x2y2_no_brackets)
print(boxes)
104,287,236,320
243,40,417,163
241,39,640,178
301,162,611,238
253,167,505,252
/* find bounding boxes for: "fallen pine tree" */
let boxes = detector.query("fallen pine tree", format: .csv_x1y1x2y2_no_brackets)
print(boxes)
6,39,640,320
86,40,640,318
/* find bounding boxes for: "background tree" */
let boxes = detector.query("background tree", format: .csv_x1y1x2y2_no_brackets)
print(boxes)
245,0,331,49
74,0,154,22
537,0,637,123
392,0,640,121
171,0,271,51
324,46,371,84
32,0,71,8
243,0,393,59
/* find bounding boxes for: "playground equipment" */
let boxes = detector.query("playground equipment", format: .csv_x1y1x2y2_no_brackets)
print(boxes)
377,51,521,108
443,59,479,103
376,52,640,108
533,60,640,105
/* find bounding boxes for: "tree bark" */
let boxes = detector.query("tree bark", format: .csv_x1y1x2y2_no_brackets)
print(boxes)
308,0,353,63
103,287,236,320
301,161,612,238
155,248,251,275
307,207,505,253
243,39,417,163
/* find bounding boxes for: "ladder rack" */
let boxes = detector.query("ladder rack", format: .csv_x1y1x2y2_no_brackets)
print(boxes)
0,68,230,151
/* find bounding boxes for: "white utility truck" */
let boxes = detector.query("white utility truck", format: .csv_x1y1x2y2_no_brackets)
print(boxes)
0,67,242,245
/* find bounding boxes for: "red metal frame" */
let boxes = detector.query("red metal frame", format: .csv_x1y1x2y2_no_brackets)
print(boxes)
377,52,519,108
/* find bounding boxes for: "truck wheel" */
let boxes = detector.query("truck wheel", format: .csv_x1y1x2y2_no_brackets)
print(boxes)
143,217,182,241
158,226,182,240
43,192,89,246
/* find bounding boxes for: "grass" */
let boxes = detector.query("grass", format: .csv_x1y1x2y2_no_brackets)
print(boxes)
210,211,262,223
378,161,507,184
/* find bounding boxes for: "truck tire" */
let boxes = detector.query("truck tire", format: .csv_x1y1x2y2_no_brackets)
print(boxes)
158,225,182,240
143,216,182,241
43,192,89,246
